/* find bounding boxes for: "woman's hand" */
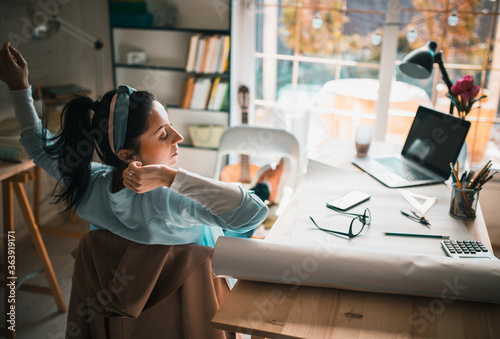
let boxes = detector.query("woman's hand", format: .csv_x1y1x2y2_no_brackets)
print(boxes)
123,161,178,194
0,42,29,90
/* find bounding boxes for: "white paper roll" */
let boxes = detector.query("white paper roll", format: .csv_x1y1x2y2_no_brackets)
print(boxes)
212,236,500,304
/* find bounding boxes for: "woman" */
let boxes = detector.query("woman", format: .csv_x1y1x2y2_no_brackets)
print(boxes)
0,41,268,247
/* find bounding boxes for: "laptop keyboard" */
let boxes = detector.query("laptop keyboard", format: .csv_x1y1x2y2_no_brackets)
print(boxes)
375,157,434,181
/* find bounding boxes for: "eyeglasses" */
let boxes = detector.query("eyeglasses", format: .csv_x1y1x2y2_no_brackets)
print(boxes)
309,208,371,239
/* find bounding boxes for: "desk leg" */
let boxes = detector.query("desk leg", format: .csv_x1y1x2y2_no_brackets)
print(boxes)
3,181,15,339
12,181,67,313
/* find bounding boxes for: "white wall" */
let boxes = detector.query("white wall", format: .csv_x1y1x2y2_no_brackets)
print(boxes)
0,0,113,110
0,0,112,239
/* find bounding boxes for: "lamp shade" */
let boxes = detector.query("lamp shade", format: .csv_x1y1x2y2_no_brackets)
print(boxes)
399,41,438,79
31,16,61,40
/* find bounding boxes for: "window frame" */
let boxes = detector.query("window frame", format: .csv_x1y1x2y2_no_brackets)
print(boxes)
243,0,500,166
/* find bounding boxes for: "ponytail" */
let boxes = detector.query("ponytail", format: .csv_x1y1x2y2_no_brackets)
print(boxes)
43,96,97,213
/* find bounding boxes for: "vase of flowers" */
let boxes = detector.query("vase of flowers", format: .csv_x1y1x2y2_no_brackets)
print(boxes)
446,75,487,119
446,75,487,167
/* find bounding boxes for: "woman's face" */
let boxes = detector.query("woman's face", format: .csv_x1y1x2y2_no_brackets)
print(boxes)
136,100,183,166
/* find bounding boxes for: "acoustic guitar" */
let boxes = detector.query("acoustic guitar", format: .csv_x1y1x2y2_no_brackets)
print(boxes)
220,85,261,184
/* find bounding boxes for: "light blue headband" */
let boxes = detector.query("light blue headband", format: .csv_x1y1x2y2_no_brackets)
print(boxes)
108,85,136,154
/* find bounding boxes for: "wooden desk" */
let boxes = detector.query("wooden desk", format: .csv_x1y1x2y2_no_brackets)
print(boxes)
1,160,66,339
212,155,500,338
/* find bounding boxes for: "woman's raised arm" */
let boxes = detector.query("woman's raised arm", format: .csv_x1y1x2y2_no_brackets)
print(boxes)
0,42,29,90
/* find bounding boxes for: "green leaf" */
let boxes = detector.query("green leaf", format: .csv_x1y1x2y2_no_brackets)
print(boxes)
476,95,487,102
446,94,462,109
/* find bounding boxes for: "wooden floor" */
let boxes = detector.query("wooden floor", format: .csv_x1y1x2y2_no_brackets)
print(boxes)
1,214,89,339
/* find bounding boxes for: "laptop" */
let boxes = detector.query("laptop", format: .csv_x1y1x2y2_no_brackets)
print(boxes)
351,106,471,188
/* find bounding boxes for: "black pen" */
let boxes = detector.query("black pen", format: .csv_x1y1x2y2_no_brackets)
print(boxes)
400,210,431,227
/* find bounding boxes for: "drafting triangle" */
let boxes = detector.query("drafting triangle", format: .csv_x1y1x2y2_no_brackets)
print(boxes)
397,189,437,215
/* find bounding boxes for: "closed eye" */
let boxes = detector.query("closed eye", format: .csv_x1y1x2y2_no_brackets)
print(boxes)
157,124,173,141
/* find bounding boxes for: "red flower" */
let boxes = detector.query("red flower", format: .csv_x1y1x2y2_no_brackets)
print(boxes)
462,75,474,89
446,75,487,119
457,76,473,92
469,85,480,98
450,83,460,96
460,91,470,104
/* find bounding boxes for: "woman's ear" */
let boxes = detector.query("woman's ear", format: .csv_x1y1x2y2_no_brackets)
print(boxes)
116,149,136,164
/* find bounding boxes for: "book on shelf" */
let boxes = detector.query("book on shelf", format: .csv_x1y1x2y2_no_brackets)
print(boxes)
190,78,212,109
213,35,225,73
218,35,230,73
185,34,230,74
0,117,21,136
42,84,91,109
193,36,208,73
185,34,202,72
179,76,196,108
201,35,220,73
211,80,229,111
179,76,229,111
188,78,201,109
208,78,229,111
0,136,29,162
42,84,90,100
207,77,221,110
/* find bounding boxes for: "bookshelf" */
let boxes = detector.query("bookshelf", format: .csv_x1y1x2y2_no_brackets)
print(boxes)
108,0,234,176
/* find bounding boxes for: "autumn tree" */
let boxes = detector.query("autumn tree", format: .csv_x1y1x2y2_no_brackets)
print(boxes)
279,0,486,65
280,0,345,56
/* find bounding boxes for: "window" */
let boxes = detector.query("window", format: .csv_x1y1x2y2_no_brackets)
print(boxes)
252,0,500,168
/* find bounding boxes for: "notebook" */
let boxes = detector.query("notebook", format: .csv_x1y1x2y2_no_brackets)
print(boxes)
351,106,471,188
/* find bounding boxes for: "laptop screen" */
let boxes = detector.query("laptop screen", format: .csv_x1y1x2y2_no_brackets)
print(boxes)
401,106,471,178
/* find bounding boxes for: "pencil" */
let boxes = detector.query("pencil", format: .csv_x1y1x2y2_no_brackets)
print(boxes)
449,162,462,188
479,171,498,188
449,162,474,216
382,232,450,239
468,160,491,189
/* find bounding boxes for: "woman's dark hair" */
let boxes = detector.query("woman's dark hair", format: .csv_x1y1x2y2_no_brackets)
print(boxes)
42,89,155,213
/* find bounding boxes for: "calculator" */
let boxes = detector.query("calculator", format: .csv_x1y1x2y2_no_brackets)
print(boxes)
441,240,499,260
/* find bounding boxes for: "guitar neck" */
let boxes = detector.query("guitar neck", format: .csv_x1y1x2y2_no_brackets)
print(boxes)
242,108,248,124
240,107,250,182
240,154,251,183
237,85,251,183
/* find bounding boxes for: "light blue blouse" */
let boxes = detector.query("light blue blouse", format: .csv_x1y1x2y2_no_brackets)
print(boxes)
10,88,268,247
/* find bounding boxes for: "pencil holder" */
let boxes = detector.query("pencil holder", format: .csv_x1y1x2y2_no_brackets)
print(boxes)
449,184,481,220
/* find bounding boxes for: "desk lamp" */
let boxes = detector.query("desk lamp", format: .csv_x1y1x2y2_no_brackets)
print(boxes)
28,6,104,98
399,41,454,114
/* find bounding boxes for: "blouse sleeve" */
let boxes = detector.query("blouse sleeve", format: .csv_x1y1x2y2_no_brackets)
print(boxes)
165,168,269,232
170,168,244,215
9,86,61,181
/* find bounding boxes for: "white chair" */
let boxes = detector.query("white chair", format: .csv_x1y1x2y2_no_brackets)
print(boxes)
214,125,301,190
